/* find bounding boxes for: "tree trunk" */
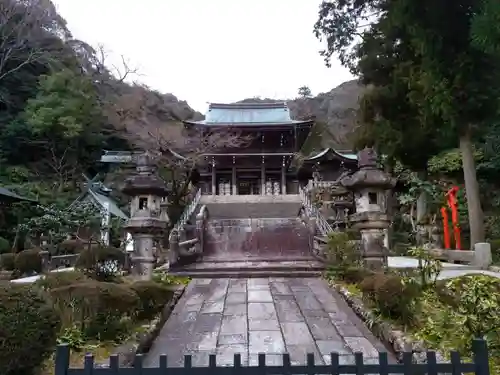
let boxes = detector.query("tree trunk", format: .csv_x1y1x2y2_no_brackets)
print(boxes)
459,129,484,246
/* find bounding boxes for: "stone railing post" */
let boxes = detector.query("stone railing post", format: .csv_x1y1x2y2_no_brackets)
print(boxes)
308,217,317,250
195,206,207,254
168,229,180,267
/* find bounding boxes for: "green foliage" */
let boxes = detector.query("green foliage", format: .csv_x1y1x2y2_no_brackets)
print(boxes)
0,253,16,271
325,231,363,280
14,248,42,275
445,275,500,339
49,281,139,335
76,245,126,281
152,272,191,286
407,247,442,289
18,202,100,253
57,325,86,351
359,272,421,326
130,280,175,320
36,270,89,291
0,236,10,253
0,283,60,375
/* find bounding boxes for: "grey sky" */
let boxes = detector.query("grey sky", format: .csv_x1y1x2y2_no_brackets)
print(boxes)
52,0,354,113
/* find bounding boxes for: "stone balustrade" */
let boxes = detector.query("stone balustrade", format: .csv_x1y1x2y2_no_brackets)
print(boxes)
425,243,492,269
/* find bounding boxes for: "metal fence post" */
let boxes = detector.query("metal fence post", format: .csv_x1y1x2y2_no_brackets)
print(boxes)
54,345,70,375
472,339,490,375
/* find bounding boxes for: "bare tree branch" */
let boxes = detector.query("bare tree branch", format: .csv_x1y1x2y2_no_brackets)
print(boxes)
0,0,65,82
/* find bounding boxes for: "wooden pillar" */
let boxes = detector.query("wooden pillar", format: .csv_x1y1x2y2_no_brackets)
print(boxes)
211,166,216,195
281,166,286,195
232,166,237,195
261,160,266,195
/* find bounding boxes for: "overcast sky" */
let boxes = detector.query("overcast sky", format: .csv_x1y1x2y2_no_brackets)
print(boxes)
52,0,354,113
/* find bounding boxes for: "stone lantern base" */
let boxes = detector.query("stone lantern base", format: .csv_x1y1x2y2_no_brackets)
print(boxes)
350,211,390,270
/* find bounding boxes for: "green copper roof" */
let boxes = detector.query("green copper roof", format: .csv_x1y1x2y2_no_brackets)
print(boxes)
188,102,309,125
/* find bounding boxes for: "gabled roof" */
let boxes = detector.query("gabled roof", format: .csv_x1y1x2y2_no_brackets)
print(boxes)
184,102,312,126
86,190,128,220
70,175,128,220
0,186,37,202
305,148,358,163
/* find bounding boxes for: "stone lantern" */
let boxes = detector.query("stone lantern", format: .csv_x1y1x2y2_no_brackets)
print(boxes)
340,147,396,270
122,152,169,280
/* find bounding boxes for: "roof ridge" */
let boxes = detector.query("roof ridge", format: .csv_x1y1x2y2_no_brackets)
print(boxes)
209,102,288,110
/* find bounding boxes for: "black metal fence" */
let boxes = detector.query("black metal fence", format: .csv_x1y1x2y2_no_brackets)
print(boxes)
54,339,491,375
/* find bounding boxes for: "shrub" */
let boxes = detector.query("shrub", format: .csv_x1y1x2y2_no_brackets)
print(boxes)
0,253,16,271
0,236,10,253
50,280,139,339
36,270,89,291
14,248,42,275
360,272,421,326
445,275,500,339
76,245,126,281
0,283,60,375
130,280,175,320
342,267,374,284
57,239,85,255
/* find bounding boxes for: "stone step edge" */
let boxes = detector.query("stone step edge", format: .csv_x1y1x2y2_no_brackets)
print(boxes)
199,256,317,263
168,270,323,278
171,264,326,273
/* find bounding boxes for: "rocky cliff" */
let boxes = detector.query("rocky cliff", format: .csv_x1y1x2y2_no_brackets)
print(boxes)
238,79,364,152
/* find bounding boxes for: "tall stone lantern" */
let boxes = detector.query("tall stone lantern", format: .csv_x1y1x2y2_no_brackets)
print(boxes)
340,148,397,270
122,152,169,280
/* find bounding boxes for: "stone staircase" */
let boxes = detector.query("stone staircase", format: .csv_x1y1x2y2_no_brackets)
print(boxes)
199,194,302,219
169,196,324,277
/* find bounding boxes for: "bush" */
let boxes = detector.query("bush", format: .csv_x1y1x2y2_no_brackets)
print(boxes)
0,236,10,254
14,248,42,275
57,239,85,255
0,253,16,271
130,280,175,320
325,231,360,266
76,245,126,281
50,280,139,339
0,283,60,375
360,272,421,325
342,267,374,284
36,270,89,291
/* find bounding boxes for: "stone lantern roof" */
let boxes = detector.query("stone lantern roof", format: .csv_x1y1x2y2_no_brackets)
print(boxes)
122,152,170,197
340,148,397,190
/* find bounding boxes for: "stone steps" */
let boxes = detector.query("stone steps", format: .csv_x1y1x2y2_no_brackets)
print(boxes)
169,259,325,278
202,200,302,219
169,270,324,278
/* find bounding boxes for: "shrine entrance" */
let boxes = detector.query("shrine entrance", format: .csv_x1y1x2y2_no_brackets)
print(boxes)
237,173,260,195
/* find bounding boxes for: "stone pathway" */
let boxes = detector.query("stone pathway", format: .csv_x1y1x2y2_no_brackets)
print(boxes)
145,278,393,367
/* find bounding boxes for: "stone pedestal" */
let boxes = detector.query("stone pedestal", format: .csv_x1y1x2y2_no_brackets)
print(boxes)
131,233,156,280
350,211,390,270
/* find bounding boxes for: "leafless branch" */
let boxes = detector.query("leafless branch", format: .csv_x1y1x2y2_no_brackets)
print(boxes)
0,0,61,83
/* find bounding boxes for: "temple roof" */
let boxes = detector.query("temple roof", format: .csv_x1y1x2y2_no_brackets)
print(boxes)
70,175,128,220
305,148,358,162
0,186,36,202
184,102,312,126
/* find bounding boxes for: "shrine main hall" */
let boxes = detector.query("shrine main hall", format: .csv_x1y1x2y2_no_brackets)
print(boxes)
168,102,358,195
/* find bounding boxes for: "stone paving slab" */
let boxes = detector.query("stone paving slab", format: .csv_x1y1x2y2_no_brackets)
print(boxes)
144,278,394,367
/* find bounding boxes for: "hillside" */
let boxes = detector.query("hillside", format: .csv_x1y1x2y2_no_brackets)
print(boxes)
238,80,364,153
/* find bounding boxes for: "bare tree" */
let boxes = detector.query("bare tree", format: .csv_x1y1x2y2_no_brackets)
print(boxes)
146,124,253,204
0,0,69,82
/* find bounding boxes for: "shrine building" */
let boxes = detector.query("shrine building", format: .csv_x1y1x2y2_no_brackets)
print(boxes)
170,102,358,195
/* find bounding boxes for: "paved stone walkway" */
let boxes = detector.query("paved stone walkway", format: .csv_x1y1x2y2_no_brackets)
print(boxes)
145,278,393,367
